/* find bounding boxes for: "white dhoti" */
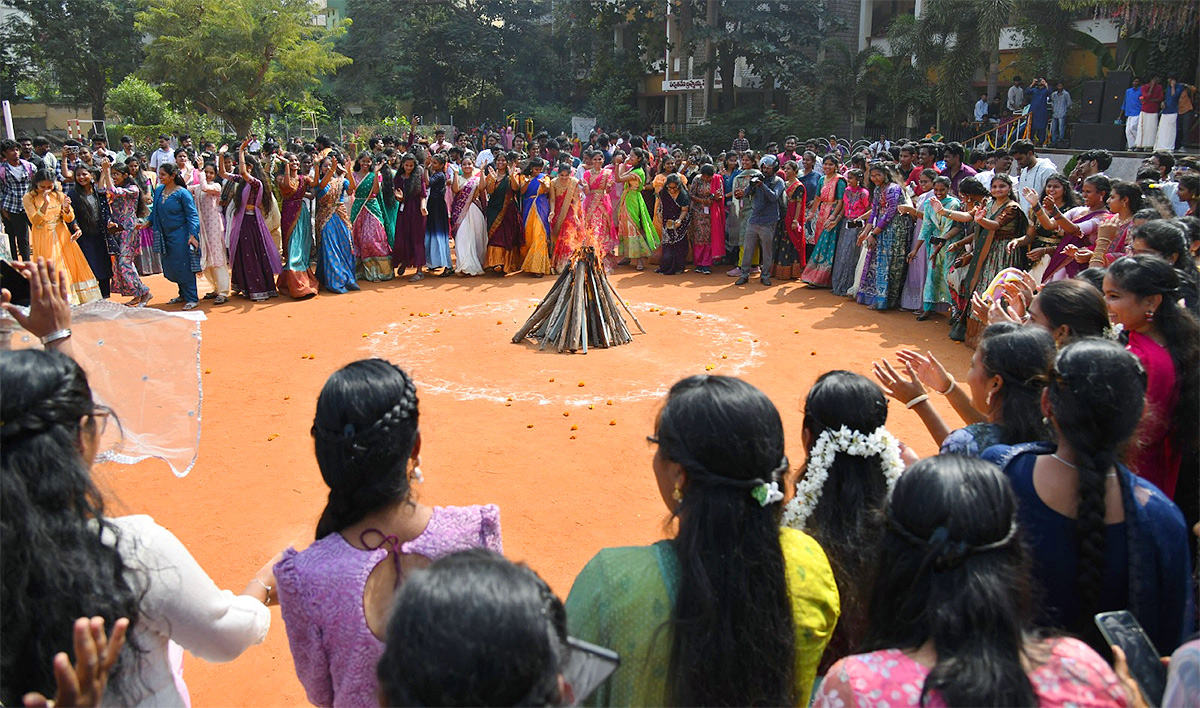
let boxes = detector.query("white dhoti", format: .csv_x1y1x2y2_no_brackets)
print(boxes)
1136,111,1159,148
1125,114,1140,149
1155,113,1178,151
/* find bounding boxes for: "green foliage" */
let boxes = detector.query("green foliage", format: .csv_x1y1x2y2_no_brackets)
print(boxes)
107,76,174,125
137,0,351,136
1,0,143,120
660,100,833,153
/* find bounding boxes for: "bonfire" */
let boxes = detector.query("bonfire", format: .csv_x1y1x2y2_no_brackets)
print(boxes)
512,247,645,353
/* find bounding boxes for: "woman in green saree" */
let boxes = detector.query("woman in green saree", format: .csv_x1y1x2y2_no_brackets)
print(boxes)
614,147,659,271
565,375,840,707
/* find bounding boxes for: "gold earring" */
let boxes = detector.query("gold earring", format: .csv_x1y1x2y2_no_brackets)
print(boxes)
672,486,683,502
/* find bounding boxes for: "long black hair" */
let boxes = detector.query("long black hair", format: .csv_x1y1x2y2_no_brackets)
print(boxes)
70,166,102,236
654,375,795,706
113,161,149,218
0,350,142,705
800,371,890,670
1131,219,1200,313
1046,339,1147,645
1034,279,1109,340
977,324,1054,444
377,549,567,707
243,154,274,212
156,162,186,188
863,455,1035,706
1108,255,1200,469
311,359,419,540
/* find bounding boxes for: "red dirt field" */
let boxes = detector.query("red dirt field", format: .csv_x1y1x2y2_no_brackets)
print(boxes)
95,268,974,707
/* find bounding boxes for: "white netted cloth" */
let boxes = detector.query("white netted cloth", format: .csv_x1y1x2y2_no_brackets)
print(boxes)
9,300,204,477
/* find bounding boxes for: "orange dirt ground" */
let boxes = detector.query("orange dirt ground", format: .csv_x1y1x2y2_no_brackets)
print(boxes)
96,268,973,707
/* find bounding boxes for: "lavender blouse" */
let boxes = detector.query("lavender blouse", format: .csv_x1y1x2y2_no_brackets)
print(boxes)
275,504,502,707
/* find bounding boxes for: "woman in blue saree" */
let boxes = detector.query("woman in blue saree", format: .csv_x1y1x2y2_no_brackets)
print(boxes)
519,158,553,276
313,152,359,294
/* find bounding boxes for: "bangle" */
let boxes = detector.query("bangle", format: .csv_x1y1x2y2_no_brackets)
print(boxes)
40,328,71,346
252,578,272,601
905,394,930,409
936,379,956,396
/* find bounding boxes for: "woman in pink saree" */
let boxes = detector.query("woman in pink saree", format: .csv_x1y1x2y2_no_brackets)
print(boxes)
582,151,617,261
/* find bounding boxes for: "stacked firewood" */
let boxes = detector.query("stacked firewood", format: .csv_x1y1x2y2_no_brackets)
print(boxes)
512,248,645,353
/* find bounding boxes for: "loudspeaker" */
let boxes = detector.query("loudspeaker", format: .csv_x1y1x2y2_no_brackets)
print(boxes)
1078,81,1105,123
1070,123,1125,151
1102,70,1133,124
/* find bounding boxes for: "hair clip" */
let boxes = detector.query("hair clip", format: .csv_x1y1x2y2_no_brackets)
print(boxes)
751,481,784,507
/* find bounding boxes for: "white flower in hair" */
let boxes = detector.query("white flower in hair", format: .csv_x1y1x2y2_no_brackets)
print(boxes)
780,425,906,531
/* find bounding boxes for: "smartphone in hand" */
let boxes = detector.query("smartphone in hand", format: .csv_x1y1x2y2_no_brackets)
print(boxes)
1094,610,1167,706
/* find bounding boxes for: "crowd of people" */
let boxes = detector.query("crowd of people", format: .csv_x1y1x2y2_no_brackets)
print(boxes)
1,119,1199,707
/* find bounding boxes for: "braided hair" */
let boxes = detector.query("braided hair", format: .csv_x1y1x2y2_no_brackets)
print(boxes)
977,324,1055,444
1047,339,1147,644
0,350,142,705
655,375,795,707
312,359,420,540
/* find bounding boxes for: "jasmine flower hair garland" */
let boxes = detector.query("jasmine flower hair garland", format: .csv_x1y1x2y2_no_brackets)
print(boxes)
781,425,905,530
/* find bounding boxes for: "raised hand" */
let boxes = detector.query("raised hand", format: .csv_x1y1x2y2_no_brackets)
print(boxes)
896,349,954,393
872,358,926,404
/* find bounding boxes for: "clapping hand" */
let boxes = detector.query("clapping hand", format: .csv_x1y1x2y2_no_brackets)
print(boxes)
1,258,71,339
872,359,926,404
895,349,954,393
1041,195,1057,214
971,205,986,221
22,617,130,708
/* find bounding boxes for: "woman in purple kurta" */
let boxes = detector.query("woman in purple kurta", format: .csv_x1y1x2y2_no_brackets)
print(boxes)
273,359,503,708
230,143,282,300
390,154,428,281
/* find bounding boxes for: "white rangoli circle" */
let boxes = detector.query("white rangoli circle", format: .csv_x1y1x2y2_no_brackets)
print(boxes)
365,298,764,406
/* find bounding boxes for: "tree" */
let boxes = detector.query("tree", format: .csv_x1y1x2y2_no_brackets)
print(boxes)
816,42,881,140
1,0,142,121
137,0,350,136
107,76,173,125
898,0,1016,121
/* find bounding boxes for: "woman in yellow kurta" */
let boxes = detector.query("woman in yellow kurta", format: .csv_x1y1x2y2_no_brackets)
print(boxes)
23,169,102,304
565,375,840,707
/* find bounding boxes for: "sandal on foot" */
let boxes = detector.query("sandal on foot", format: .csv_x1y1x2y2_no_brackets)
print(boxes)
214,295,229,304
182,301,199,311
167,297,185,305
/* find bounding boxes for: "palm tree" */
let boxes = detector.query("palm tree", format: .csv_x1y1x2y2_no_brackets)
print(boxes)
817,41,881,141
903,0,1017,121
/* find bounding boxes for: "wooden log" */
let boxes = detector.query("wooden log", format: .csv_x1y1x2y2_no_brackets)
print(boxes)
512,271,572,342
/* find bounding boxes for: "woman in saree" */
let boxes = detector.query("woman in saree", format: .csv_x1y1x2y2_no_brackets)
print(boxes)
191,161,234,303
770,160,807,281
799,155,845,287
484,151,523,273
708,159,727,266
227,139,282,301
655,174,691,275
897,169,938,311
914,176,962,320
687,164,718,274
549,161,584,269
565,376,839,706
1088,179,1142,268
615,148,659,272
391,153,427,281
313,152,360,294
582,151,617,262
450,156,487,276
831,169,870,297
275,153,319,298
149,163,202,310
855,162,912,311
23,169,102,305
106,161,152,306
1025,174,1107,284
651,155,687,237
1012,173,1075,283
349,157,394,282
945,173,1028,345
518,157,553,276
424,154,453,277
606,151,626,240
